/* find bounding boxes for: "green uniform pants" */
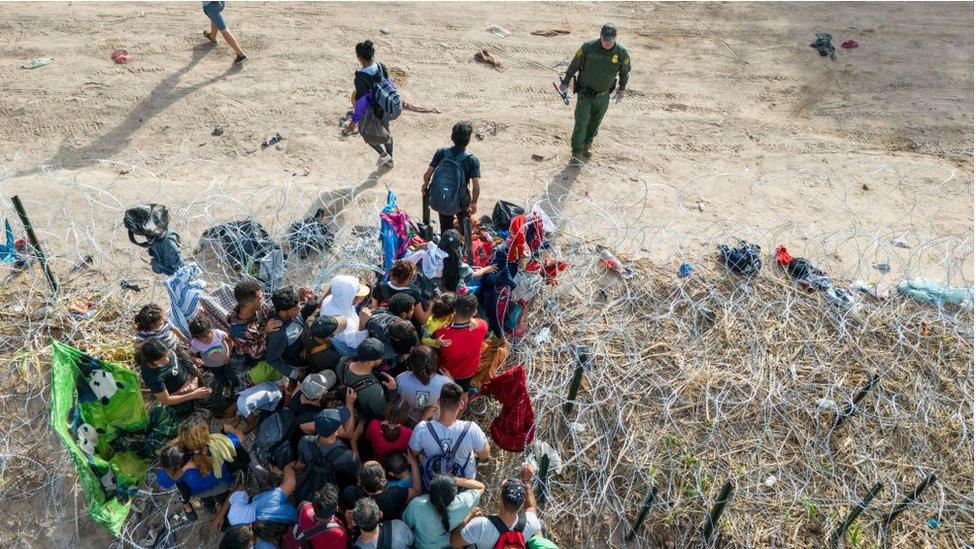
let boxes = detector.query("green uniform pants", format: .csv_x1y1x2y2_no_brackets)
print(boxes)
571,93,610,153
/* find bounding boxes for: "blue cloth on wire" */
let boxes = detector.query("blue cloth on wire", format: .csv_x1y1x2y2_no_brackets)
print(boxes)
678,262,693,278
0,219,18,263
718,242,762,276
165,262,205,337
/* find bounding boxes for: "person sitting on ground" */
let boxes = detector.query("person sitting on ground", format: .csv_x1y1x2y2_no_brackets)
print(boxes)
134,303,190,350
189,316,240,397
138,338,211,413
201,0,248,64
227,279,280,370
420,293,456,348
300,315,346,374
371,259,430,323
422,122,482,234
383,453,416,492
364,397,413,465
396,346,452,425
405,474,485,549
451,464,543,549
157,419,243,503
433,294,488,393
216,462,300,530
282,483,348,549
296,404,361,490
320,275,373,357
336,338,398,421
345,459,419,522
409,382,490,487
344,40,395,168
351,497,414,549
265,286,319,381
219,524,255,549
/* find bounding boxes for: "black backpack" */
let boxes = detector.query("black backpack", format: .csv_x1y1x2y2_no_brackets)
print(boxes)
492,201,525,231
255,408,298,470
427,148,470,216
124,204,170,247
285,209,335,259
292,444,347,504
199,220,277,271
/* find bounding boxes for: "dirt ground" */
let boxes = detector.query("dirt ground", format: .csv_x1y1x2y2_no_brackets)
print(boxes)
0,2,972,547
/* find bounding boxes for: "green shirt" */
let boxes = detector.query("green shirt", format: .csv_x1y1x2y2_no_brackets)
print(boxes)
403,490,481,549
562,39,631,93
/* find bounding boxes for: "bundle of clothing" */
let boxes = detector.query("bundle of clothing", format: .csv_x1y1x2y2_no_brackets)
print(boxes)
478,364,535,452
719,241,762,276
775,245,855,310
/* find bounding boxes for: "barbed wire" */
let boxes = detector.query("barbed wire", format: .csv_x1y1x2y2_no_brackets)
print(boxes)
0,151,971,548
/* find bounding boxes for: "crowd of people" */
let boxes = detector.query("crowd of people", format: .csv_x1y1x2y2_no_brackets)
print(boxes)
134,247,549,548
120,8,633,547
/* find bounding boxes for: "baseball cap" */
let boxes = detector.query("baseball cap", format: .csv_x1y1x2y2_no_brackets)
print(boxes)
501,478,527,507
601,23,617,40
300,371,337,400
227,491,256,525
314,406,351,437
310,315,342,339
356,337,385,361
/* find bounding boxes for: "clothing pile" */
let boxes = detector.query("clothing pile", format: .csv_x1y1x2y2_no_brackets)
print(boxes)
198,220,285,290
775,245,855,310
283,208,334,260
719,241,762,276
478,364,535,452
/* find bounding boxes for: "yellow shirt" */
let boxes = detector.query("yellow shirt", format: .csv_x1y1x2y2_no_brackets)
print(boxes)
421,314,453,347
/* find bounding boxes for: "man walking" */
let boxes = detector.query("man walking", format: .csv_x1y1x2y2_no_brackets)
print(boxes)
559,23,631,159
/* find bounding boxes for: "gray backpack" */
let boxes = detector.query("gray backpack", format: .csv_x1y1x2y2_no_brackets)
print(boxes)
428,148,470,216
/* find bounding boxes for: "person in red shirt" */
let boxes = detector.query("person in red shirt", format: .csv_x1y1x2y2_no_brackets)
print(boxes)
365,397,413,464
283,483,347,549
433,293,487,393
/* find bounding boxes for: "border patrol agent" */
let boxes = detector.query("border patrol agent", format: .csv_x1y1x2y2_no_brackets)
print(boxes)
559,23,631,158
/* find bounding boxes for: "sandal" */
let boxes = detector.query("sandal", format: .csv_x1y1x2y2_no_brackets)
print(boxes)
203,31,217,44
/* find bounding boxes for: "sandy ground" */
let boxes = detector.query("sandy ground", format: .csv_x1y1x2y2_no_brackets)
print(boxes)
0,1,972,547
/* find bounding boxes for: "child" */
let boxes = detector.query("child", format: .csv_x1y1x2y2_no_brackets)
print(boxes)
433,294,488,394
201,1,248,64
421,293,455,348
138,339,210,416
364,398,412,465
188,316,240,397
385,453,413,491
134,303,188,351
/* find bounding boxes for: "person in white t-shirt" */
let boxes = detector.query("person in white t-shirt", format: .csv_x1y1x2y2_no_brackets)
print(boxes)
451,464,543,549
397,346,453,424
408,383,490,485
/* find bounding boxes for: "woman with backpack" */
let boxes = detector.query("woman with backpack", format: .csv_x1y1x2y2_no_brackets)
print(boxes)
403,474,484,549
344,40,397,167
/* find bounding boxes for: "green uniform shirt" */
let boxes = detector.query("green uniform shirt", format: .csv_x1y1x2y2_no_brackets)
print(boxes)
562,39,631,94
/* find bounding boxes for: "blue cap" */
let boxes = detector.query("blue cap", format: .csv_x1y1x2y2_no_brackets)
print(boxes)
314,406,351,437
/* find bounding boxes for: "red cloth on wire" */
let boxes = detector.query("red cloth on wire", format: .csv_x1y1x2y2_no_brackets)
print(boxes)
775,245,793,267
479,364,535,452
506,214,528,263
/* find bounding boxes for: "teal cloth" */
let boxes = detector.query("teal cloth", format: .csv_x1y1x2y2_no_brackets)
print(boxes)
897,280,973,308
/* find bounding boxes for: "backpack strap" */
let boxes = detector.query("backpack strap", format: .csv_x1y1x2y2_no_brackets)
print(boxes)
488,515,509,535
450,421,474,473
313,443,347,466
292,518,340,541
378,521,393,549
425,421,444,449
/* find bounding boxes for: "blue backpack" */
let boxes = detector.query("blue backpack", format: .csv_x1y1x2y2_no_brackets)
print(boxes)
428,148,470,216
372,64,402,121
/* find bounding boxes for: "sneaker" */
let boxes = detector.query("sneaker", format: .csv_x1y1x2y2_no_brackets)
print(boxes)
583,142,593,155
377,154,393,167
203,31,217,44
233,53,248,64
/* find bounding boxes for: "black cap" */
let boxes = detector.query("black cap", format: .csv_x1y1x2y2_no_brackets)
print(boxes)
356,337,385,361
311,315,340,339
601,23,617,40
314,406,351,437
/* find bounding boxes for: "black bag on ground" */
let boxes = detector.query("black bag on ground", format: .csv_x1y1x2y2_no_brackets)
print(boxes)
199,220,278,271
492,201,524,231
124,204,170,248
254,408,298,470
284,209,335,259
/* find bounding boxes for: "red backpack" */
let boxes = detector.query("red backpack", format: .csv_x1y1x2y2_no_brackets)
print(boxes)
488,514,527,549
